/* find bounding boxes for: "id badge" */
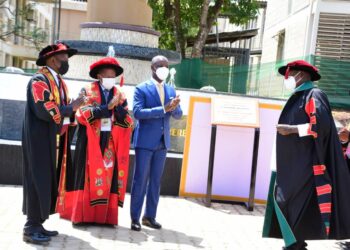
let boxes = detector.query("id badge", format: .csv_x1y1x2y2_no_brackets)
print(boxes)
101,118,112,131
63,117,70,125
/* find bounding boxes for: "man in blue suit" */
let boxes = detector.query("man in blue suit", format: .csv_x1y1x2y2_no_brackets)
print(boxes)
130,55,182,231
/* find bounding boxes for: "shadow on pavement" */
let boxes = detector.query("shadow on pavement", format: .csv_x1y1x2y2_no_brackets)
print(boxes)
73,224,204,248
143,227,204,248
25,233,98,250
184,197,266,217
337,241,350,250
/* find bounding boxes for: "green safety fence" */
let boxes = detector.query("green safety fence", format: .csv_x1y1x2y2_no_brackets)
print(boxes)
1,54,350,109
171,55,350,109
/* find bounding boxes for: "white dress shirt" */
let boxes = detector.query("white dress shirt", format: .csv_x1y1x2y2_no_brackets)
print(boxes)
100,83,110,103
47,67,60,87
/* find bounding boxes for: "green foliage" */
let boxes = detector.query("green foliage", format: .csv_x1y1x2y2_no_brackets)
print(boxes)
149,0,260,55
150,3,176,50
149,0,203,50
221,0,260,25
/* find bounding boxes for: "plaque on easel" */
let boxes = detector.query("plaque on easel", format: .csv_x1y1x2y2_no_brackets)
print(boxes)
207,96,260,210
211,96,259,128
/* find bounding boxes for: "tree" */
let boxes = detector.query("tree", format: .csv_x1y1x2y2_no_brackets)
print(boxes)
149,0,260,58
0,0,47,50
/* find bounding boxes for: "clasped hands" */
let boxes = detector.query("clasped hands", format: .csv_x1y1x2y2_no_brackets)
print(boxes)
164,95,181,113
70,90,87,112
108,91,123,110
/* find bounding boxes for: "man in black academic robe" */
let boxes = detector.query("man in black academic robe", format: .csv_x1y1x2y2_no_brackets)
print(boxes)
262,60,350,250
22,43,84,245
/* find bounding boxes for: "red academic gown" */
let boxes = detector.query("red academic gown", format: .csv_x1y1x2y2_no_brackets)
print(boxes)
56,82,132,225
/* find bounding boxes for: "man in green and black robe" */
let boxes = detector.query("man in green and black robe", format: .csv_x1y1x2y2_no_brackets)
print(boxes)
263,60,350,250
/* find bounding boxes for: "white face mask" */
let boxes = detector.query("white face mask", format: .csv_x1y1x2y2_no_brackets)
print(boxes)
284,76,296,90
283,72,301,90
155,67,169,81
101,78,116,90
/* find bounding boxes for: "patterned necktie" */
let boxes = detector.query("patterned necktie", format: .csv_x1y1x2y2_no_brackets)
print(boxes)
157,83,164,106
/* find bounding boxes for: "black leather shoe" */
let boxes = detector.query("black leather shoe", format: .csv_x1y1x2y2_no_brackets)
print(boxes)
23,232,51,245
40,225,59,237
131,221,141,231
142,217,162,229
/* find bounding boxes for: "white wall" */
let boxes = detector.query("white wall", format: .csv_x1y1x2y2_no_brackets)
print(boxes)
319,0,350,13
261,0,313,63
261,0,350,64
307,0,350,56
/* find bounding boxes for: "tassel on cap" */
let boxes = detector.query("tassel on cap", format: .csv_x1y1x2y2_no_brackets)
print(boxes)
285,66,290,79
120,75,124,87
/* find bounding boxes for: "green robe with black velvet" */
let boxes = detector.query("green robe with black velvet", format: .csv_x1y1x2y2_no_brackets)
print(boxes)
263,82,350,247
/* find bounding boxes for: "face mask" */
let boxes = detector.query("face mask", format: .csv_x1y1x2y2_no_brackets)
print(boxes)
101,78,116,90
283,72,301,90
58,60,69,75
156,67,169,81
283,76,296,90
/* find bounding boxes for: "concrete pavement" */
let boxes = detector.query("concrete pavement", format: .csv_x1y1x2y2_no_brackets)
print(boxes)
0,185,344,250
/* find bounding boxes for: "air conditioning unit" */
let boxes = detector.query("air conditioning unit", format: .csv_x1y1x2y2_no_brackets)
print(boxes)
25,4,35,22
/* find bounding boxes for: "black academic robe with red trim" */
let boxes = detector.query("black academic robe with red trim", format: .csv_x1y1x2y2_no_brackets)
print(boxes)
22,67,74,221
264,87,350,242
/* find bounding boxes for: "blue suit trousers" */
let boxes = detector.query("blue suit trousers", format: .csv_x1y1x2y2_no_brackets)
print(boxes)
130,140,167,221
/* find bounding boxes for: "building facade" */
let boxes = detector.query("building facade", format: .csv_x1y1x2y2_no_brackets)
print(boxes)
258,0,350,108
0,0,87,70
0,0,54,69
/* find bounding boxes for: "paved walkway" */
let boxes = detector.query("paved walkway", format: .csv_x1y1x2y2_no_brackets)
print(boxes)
0,185,345,250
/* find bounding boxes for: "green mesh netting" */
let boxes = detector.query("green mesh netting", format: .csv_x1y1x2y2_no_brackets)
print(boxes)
171,55,350,109
1,55,349,109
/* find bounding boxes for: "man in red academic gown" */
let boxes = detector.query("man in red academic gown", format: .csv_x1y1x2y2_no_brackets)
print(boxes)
56,57,133,226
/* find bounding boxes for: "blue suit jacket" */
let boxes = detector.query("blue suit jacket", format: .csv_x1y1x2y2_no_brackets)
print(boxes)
132,80,183,150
